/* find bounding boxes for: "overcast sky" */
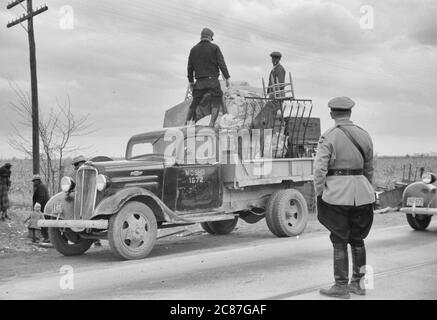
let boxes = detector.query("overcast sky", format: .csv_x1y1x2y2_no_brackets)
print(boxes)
1,0,436,159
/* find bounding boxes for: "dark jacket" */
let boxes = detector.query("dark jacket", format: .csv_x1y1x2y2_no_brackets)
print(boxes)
267,63,286,95
187,40,230,83
33,183,50,212
0,166,11,187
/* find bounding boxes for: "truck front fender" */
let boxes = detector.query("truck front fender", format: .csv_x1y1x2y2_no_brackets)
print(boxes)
402,182,437,207
92,187,179,222
43,191,75,220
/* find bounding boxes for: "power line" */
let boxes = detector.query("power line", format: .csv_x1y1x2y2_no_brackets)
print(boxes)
71,0,437,87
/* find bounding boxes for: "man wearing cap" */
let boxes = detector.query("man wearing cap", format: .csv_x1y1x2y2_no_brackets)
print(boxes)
186,27,231,127
72,155,86,171
251,52,287,149
32,174,50,242
314,97,375,299
267,51,286,98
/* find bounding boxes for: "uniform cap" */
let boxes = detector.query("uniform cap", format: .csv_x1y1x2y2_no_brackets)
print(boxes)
270,51,282,58
32,174,42,181
201,28,214,40
328,96,355,110
72,155,87,165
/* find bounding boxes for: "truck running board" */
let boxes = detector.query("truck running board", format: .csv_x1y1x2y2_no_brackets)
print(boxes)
172,211,238,224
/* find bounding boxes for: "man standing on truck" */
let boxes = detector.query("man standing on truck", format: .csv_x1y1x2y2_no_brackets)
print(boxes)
186,27,231,127
267,51,286,98
251,52,287,155
314,96,375,299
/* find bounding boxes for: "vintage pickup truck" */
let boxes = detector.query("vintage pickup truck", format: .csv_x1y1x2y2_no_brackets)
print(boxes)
39,124,317,260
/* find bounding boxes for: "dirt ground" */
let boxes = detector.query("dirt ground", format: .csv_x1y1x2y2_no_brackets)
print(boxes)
0,207,409,280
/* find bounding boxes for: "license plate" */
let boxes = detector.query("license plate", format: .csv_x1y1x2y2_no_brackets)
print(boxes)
407,197,424,207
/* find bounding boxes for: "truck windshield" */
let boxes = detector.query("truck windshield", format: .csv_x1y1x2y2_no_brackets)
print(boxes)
126,134,175,160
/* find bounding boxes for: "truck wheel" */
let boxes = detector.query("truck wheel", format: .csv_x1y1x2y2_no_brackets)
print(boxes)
48,228,93,256
200,222,215,234
266,189,309,237
201,217,238,235
108,201,158,260
265,191,282,236
406,214,432,231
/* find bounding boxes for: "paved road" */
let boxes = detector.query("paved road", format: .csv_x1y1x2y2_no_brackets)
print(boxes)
1,222,436,300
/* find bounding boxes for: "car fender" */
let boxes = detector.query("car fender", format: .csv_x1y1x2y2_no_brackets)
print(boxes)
43,191,75,220
402,182,437,207
92,187,179,222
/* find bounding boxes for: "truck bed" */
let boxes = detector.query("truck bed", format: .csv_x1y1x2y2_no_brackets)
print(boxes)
222,157,314,188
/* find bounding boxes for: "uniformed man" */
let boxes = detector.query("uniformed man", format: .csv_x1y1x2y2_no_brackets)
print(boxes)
267,51,286,98
314,97,375,299
186,27,231,127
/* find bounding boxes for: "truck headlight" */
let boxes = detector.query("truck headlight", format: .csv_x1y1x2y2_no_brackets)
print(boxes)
96,174,109,191
422,172,436,184
61,176,74,193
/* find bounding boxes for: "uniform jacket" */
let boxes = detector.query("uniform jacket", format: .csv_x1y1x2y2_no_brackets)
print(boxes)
33,183,50,212
267,63,286,96
314,117,375,206
187,40,230,83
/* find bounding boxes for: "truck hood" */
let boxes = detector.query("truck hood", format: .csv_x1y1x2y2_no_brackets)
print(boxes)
90,159,165,176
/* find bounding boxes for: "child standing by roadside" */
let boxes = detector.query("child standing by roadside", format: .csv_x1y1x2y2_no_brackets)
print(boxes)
25,203,44,243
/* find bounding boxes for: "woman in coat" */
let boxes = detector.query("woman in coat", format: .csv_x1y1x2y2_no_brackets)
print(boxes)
0,163,12,221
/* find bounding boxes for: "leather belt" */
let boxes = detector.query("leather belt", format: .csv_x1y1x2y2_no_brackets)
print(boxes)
197,76,218,80
327,169,364,176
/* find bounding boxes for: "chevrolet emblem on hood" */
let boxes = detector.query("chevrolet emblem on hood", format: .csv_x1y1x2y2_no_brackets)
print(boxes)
130,171,143,177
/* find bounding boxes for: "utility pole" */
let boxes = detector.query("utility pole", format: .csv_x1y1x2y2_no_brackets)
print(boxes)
6,0,48,175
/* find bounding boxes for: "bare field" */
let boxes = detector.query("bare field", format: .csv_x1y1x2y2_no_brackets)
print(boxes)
373,156,437,189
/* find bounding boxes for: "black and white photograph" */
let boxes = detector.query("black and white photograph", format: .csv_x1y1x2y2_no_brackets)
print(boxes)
0,0,436,307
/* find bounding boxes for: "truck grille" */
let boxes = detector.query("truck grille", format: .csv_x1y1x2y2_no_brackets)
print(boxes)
74,166,98,220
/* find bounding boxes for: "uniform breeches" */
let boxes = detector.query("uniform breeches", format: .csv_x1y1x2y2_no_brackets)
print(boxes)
317,196,374,247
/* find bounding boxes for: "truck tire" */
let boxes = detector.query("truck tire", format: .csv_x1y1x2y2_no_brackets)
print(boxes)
108,201,157,260
200,222,215,234
406,214,432,231
201,217,238,235
265,191,282,236
266,189,309,237
48,227,93,256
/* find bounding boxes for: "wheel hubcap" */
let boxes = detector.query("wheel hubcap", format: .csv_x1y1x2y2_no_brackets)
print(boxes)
285,200,300,228
121,213,149,249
